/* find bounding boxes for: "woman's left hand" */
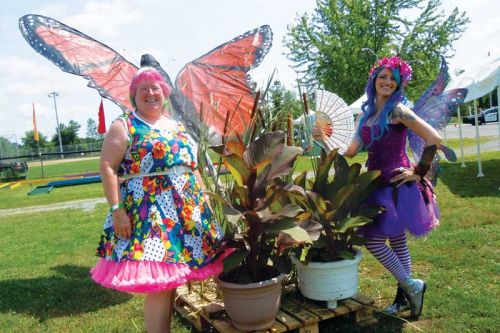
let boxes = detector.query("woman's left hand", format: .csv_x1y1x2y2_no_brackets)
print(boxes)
390,167,421,187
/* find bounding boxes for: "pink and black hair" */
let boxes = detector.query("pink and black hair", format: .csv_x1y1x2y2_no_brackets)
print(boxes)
129,67,172,109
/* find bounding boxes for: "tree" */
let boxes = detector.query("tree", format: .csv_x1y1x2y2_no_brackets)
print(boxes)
270,81,304,115
260,80,305,132
0,137,19,157
52,120,81,146
86,118,104,141
284,0,470,103
21,130,49,150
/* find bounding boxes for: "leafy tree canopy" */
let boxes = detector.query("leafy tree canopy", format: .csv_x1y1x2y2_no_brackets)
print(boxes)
269,80,304,116
284,0,470,103
261,80,310,131
21,130,50,150
52,120,81,146
0,137,20,157
86,118,104,141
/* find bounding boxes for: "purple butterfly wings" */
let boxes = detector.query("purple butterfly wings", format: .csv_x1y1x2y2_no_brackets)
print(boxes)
408,56,468,185
413,56,450,112
409,57,468,161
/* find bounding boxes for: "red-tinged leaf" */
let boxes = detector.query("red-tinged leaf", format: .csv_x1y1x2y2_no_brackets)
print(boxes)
243,131,286,169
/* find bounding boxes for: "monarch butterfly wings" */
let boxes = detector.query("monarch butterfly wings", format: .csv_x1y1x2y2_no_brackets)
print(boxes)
18,14,274,142
19,14,137,112
175,25,273,138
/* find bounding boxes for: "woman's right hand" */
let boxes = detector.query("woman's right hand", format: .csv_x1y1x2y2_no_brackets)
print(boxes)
390,167,421,187
112,209,132,239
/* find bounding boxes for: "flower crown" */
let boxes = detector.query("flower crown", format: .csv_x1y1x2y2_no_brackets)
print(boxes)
368,56,412,86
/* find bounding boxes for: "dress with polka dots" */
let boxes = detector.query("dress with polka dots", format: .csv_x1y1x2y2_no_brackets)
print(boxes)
92,112,224,293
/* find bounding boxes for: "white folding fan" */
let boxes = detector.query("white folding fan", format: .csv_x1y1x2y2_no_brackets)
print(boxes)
312,89,355,154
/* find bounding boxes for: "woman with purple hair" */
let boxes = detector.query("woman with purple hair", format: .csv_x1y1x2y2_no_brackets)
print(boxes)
344,56,441,319
91,67,225,332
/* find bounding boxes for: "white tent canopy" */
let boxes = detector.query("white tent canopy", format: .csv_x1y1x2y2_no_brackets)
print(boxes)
293,110,315,125
445,54,500,177
349,94,366,115
348,94,414,115
445,55,500,102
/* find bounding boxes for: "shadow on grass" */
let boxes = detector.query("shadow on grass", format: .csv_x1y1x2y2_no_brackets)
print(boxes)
318,311,415,332
439,158,500,197
281,291,411,332
0,264,132,321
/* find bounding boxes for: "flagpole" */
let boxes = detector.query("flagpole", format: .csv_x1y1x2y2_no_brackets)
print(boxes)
32,103,44,178
37,137,44,178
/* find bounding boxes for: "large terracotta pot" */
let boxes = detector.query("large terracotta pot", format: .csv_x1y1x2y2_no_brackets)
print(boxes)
292,249,362,309
216,274,285,331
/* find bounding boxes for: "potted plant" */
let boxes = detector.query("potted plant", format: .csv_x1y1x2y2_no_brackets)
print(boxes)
279,147,383,309
206,119,312,330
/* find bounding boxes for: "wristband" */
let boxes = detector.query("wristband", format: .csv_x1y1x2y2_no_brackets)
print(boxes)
109,203,124,213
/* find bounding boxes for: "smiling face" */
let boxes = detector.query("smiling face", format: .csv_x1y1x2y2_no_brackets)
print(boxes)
375,68,398,98
134,80,166,115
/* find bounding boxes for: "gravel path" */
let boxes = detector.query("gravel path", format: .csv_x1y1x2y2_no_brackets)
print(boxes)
0,197,107,218
459,139,500,155
27,156,99,167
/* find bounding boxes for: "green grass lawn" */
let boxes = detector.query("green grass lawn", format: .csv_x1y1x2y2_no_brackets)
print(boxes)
26,158,100,180
0,183,103,210
442,135,497,150
0,153,498,332
0,206,192,333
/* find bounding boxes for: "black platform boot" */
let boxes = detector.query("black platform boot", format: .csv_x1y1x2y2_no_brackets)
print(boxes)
383,285,410,315
400,278,427,319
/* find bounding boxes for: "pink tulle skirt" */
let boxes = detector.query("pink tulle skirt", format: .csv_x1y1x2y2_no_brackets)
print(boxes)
91,255,226,293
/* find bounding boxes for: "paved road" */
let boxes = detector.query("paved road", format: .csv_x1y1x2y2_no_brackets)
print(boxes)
441,122,500,140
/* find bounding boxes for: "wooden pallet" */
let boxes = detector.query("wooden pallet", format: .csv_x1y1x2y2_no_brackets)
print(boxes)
175,280,377,333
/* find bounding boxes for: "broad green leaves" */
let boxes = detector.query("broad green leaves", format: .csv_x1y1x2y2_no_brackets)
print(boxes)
288,149,382,263
210,131,309,282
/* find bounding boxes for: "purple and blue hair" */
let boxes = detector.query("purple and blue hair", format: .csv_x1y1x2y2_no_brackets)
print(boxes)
356,57,411,145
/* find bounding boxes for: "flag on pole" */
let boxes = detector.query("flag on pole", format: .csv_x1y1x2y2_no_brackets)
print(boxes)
32,103,39,141
98,99,106,134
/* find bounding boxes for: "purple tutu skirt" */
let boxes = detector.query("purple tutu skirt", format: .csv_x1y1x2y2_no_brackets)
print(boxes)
362,180,439,237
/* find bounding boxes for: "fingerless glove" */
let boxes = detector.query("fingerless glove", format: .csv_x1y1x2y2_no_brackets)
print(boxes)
414,145,437,177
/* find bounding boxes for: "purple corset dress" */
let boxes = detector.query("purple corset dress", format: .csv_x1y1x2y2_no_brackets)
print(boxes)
360,124,439,237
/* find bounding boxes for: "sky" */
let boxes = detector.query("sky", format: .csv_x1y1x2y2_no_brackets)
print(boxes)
0,0,499,144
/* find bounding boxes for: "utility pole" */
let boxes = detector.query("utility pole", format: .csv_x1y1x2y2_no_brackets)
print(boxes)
48,92,64,158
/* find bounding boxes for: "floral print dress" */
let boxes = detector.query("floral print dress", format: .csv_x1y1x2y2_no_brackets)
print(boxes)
91,112,224,293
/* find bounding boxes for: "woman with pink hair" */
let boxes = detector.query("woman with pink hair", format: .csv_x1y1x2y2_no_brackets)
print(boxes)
345,56,441,319
91,67,224,332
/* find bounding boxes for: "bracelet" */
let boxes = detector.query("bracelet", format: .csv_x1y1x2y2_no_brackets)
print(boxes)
109,203,124,213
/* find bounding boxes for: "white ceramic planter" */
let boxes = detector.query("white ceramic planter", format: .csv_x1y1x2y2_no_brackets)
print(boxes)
292,250,362,309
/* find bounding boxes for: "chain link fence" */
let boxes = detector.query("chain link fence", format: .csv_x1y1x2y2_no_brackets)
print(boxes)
0,141,104,162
